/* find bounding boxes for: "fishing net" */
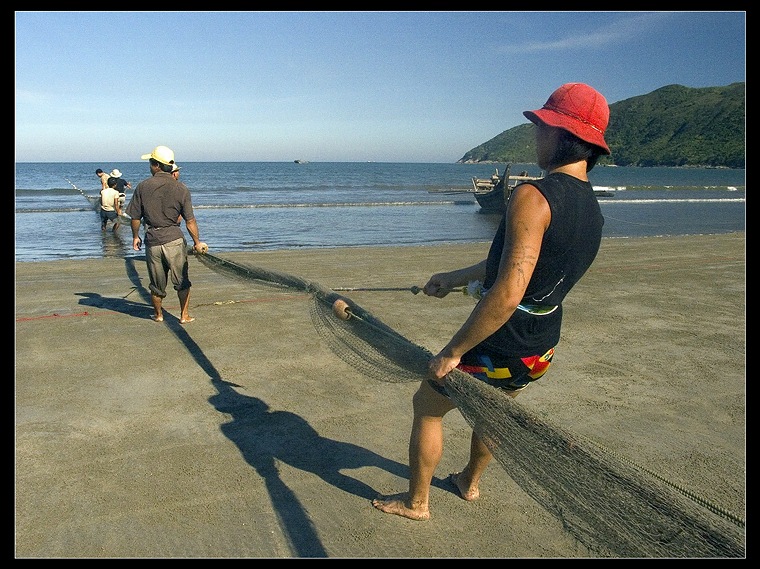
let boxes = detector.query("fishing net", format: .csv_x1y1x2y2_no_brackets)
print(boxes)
195,251,745,558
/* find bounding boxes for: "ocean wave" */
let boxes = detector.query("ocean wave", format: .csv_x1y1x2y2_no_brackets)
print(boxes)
600,198,745,204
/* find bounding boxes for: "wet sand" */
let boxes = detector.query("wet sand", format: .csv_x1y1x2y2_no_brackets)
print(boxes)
15,232,746,558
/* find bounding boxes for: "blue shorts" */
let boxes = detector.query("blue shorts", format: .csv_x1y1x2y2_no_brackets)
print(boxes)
100,209,118,223
428,347,555,396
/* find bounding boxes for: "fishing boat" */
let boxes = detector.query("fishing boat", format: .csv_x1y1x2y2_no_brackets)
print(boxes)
471,166,543,213
472,166,615,213
425,165,541,211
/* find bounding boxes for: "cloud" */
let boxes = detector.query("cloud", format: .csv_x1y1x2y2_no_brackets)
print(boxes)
497,12,672,54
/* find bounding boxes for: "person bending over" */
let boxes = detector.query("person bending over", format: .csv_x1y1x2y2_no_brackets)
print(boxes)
99,176,122,232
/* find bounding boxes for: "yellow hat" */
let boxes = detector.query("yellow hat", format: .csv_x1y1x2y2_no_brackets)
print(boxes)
140,145,175,165
171,163,181,173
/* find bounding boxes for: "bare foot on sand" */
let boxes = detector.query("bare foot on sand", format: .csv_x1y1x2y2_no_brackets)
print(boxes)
450,472,479,501
372,493,429,521
151,314,164,322
180,317,195,324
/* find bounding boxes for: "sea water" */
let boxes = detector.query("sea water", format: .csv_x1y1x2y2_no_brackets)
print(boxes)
15,162,745,263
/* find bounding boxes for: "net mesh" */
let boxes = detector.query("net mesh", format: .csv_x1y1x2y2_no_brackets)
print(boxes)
196,252,745,558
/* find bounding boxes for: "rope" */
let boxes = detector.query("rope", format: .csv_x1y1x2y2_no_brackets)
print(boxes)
332,286,425,294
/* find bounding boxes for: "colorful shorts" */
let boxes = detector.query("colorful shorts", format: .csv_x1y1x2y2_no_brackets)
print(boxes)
428,347,555,397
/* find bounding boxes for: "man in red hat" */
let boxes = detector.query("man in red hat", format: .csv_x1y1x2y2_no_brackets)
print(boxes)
373,83,611,521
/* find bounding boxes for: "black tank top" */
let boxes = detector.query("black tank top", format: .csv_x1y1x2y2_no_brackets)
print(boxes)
477,172,604,356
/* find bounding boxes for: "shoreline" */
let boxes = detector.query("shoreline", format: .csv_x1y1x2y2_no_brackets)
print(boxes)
13,229,748,266
16,232,746,558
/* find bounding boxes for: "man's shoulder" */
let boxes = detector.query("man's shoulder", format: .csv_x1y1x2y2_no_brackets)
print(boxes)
135,175,157,187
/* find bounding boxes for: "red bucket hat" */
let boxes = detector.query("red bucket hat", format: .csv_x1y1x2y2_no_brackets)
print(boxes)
523,83,611,155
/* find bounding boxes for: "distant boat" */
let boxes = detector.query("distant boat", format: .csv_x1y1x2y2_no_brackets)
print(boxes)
294,159,310,164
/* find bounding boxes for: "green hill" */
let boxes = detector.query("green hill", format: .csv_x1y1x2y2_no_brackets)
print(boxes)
458,82,745,169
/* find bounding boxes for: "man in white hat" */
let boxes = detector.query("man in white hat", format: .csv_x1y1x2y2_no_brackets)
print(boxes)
109,168,132,191
108,168,131,208
125,146,208,324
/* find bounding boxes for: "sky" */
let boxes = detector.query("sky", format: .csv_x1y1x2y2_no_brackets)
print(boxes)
15,11,746,164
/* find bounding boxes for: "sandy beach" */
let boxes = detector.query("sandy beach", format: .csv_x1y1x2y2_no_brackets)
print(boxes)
15,233,746,558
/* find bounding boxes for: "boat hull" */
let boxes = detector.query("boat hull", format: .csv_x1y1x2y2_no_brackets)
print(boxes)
474,186,508,213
